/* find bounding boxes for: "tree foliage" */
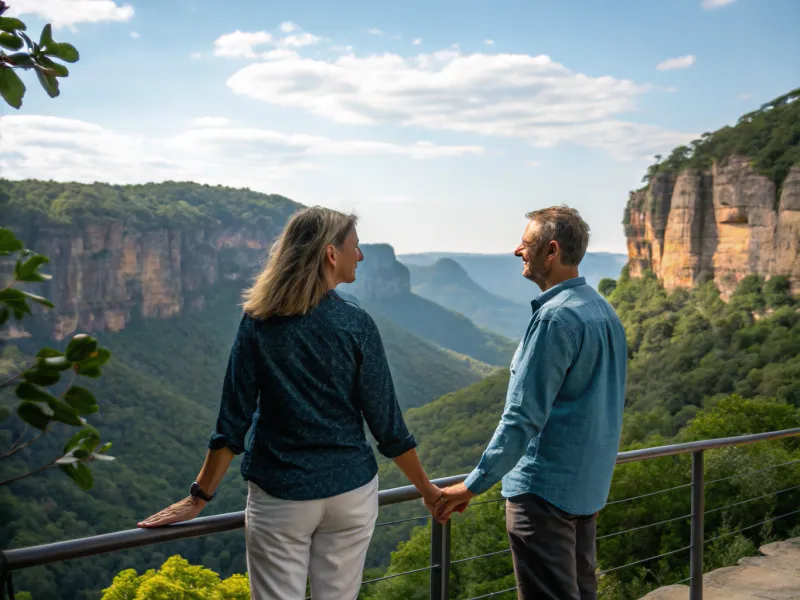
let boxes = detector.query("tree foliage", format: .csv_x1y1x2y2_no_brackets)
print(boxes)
641,87,800,190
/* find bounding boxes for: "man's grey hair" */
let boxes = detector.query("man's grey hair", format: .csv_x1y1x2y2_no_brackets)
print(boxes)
525,205,590,266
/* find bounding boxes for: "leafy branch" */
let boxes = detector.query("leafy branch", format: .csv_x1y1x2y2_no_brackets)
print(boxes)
1,226,115,490
0,1,79,109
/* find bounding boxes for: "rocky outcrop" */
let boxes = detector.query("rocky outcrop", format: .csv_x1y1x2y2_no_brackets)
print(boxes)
337,244,410,300
11,222,282,340
624,158,800,298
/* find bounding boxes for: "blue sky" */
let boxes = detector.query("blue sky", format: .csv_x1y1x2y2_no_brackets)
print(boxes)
3,0,799,254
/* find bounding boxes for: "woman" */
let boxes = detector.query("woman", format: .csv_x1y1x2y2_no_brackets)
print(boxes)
139,206,444,599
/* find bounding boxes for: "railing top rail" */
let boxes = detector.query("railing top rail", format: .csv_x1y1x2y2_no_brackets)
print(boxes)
3,428,799,573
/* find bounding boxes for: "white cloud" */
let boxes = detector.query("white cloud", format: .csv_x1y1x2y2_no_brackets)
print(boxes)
280,21,298,33
190,117,232,127
484,39,495,45
702,0,735,9
412,38,422,46
212,26,322,59
213,30,274,58
656,55,696,71
281,32,323,47
9,0,134,30
737,93,752,101
190,51,205,60
225,48,694,160
0,116,485,188
368,28,383,36
130,31,140,39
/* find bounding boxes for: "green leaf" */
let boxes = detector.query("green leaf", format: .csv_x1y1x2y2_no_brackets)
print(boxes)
21,290,54,308
15,253,49,282
0,31,23,50
18,31,33,50
45,396,84,426
36,347,63,358
76,348,111,371
0,307,8,326
0,66,26,109
77,365,102,378
44,42,79,63
38,355,72,371
15,381,59,404
60,463,94,490
17,401,52,430
39,24,54,49
37,55,68,77
23,367,61,386
91,453,115,462
66,334,98,362
0,287,25,303
0,228,24,253
63,426,100,454
35,66,59,98
7,51,35,68
64,386,98,415
0,17,26,32
97,441,112,453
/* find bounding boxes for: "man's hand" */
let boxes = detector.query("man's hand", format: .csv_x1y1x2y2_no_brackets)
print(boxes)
435,483,475,520
138,496,205,528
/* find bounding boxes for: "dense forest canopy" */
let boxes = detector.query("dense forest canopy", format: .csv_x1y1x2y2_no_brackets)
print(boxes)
639,87,800,191
0,179,302,230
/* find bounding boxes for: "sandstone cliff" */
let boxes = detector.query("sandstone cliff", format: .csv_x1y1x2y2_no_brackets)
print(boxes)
337,244,411,300
8,222,284,340
625,158,800,298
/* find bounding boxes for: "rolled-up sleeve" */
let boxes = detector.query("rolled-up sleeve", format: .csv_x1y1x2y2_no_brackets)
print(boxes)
208,314,259,455
356,314,417,458
464,318,575,495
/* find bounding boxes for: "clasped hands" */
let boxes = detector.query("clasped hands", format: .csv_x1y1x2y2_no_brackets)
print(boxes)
424,483,475,524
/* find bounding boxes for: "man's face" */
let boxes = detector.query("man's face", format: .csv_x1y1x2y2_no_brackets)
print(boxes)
514,220,551,289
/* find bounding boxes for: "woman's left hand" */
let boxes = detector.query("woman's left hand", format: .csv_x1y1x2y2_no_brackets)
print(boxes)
138,496,205,528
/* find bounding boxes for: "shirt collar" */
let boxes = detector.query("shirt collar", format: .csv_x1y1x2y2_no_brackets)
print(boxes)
531,276,586,312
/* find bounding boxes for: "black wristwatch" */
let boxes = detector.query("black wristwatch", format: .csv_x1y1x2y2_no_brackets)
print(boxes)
189,481,214,502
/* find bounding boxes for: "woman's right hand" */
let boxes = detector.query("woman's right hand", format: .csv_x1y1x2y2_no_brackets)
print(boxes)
137,496,205,528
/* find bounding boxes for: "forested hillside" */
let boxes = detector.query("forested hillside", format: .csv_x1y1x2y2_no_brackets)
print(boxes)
366,272,800,599
0,279,496,600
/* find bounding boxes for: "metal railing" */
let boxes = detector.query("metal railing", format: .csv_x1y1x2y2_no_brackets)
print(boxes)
2,428,799,600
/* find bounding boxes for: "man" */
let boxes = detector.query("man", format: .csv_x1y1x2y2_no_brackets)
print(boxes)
434,206,627,600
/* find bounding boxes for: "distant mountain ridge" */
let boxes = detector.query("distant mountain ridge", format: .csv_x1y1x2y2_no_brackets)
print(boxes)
399,251,627,306
338,245,517,366
406,258,530,339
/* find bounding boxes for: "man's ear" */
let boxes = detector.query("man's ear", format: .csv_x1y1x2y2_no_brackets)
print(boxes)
548,240,559,259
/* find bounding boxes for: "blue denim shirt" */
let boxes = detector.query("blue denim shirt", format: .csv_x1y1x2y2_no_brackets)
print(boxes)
209,291,417,501
464,277,627,515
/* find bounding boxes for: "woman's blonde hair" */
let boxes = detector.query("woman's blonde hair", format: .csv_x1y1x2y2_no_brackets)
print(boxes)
242,206,358,319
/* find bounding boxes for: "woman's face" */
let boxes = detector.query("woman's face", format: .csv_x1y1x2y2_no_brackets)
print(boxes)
332,228,363,285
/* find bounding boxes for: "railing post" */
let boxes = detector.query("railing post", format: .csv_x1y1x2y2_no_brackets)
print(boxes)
690,450,705,600
430,520,451,600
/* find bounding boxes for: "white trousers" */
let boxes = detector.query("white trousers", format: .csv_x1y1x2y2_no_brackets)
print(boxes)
244,476,379,600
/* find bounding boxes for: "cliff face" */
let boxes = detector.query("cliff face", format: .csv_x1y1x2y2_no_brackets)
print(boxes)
13,222,281,340
625,158,800,298
337,244,410,300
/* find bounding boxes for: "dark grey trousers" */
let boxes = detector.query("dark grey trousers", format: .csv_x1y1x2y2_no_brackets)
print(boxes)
506,493,598,600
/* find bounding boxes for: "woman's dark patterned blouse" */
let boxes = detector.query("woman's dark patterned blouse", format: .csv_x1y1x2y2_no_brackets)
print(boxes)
208,291,417,500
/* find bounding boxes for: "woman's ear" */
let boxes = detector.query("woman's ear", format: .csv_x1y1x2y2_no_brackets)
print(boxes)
326,244,337,266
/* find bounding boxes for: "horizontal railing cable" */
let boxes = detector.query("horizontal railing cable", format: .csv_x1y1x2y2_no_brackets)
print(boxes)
705,459,800,486
376,514,431,528
704,508,800,545
597,545,691,576
597,513,692,541
360,564,435,585
606,482,692,506
463,586,517,599
704,484,800,515
450,548,511,566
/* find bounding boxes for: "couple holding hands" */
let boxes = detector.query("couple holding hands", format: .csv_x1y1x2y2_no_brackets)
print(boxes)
140,204,626,600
